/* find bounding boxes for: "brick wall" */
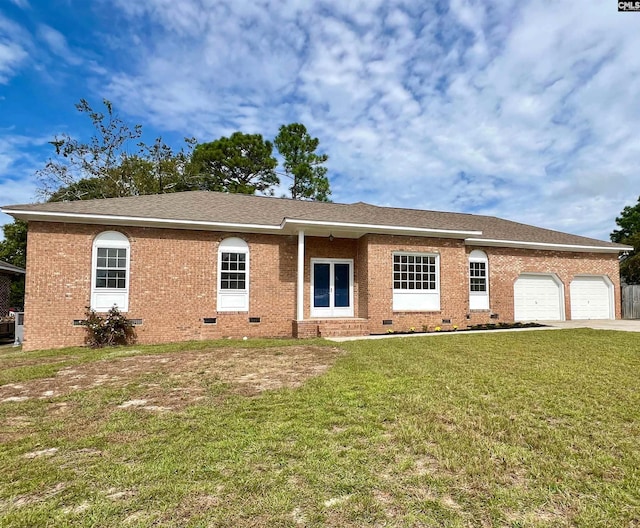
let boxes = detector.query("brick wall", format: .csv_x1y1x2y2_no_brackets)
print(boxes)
23,222,622,350
364,237,621,334
23,222,298,351
357,237,369,320
365,235,469,334
485,246,622,321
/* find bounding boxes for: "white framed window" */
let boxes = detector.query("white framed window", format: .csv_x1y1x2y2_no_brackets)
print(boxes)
91,231,130,312
217,237,249,312
392,252,440,311
469,249,489,310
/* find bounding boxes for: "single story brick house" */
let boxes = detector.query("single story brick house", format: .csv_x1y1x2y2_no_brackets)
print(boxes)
0,260,25,316
1,191,630,351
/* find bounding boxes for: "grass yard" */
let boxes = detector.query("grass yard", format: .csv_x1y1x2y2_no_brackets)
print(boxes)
1,329,639,527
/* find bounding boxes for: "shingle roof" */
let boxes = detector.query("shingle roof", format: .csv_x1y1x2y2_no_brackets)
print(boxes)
0,260,25,274
1,191,628,251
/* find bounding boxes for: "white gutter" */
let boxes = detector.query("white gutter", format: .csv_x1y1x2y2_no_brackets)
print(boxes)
3,208,627,253
2,208,484,238
465,237,629,254
1,209,282,233
282,218,482,238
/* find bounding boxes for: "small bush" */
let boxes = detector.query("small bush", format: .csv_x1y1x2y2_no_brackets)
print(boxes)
84,306,135,348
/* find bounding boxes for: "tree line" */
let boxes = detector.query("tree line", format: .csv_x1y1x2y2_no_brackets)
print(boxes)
1,98,331,307
611,196,640,284
39,99,330,203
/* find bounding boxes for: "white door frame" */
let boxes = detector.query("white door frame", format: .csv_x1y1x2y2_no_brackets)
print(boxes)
310,258,354,318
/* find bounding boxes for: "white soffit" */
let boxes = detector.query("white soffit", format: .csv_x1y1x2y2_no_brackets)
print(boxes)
465,237,627,254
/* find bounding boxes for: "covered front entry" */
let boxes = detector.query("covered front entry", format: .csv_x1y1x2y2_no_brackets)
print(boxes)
310,258,354,317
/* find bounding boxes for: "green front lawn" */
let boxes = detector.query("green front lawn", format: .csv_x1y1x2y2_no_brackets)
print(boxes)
1,330,639,527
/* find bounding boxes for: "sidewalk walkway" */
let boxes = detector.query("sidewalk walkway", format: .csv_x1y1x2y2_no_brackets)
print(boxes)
541,319,640,332
326,319,640,342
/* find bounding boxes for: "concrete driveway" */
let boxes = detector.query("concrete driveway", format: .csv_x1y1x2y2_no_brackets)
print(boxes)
542,319,640,332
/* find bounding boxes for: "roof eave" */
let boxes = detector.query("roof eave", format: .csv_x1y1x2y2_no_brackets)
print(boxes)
465,237,629,254
282,218,483,239
2,208,485,239
2,209,284,235
4,209,625,251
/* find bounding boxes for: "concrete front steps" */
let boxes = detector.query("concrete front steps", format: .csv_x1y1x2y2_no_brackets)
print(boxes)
293,318,369,338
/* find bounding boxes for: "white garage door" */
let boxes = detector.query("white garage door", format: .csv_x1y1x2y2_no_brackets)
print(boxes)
570,276,613,320
514,274,563,321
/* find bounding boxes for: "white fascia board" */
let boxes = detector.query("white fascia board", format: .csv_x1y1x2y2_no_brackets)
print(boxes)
2,209,283,234
4,208,485,239
465,237,630,254
282,218,483,238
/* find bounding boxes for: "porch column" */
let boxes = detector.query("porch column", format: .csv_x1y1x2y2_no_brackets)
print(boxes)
297,230,305,321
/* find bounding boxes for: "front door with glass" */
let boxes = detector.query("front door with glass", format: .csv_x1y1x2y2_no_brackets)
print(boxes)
311,259,354,317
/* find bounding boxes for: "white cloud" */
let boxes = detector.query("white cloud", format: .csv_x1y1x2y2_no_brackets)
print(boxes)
0,14,29,83
5,0,636,241
37,24,82,66
0,134,44,237
8,0,30,8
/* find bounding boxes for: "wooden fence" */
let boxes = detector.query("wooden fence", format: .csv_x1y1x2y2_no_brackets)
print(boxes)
622,285,640,319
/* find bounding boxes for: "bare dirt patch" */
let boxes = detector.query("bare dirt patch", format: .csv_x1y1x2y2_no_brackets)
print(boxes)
0,346,343,412
7,482,67,509
0,355,77,369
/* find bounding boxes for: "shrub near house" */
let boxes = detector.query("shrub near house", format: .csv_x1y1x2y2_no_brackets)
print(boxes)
84,306,135,348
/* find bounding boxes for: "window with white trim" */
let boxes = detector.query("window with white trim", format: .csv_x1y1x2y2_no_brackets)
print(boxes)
470,262,486,292
393,253,437,290
91,231,130,312
221,252,246,290
392,252,440,311
217,238,249,312
469,250,489,310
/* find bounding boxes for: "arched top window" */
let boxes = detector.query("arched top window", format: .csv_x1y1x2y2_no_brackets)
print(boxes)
219,237,249,253
469,250,488,261
217,238,250,312
91,231,130,312
469,250,489,310
94,231,129,247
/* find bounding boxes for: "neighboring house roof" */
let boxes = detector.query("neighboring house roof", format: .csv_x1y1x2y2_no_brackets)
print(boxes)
0,260,25,275
1,191,631,253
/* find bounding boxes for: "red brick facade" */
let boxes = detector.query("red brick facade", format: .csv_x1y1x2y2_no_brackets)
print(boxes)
22,221,621,351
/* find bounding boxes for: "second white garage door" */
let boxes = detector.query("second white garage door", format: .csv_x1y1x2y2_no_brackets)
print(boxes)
514,274,563,321
570,276,613,320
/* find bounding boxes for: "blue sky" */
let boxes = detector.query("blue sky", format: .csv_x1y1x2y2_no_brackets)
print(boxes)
1,0,639,241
